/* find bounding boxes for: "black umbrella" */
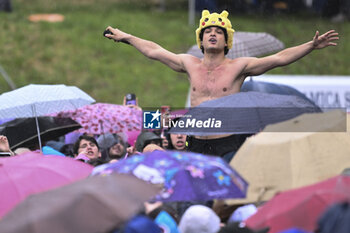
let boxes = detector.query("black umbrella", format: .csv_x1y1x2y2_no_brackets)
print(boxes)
170,92,322,136
0,117,81,150
241,79,319,108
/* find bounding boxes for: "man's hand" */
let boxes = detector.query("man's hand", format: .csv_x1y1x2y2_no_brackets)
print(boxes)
312,30,339,49
0,135,11,152
104,26,131,43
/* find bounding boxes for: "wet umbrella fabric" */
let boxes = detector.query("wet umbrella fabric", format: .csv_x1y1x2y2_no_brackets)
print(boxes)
0,84,95,150
187,31,284,59
227,112,350,206
0,116,81,150
0,84,95,119
241,79,318,107
0,174,159,233
245,175,350,233
55,103,142,135
170,92,322,136
92,150,248,202
0,152,93,218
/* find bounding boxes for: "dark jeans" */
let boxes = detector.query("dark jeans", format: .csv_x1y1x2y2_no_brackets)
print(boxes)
186,134,251,163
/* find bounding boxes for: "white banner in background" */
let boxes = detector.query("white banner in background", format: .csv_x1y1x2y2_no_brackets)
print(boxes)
255,75,350,109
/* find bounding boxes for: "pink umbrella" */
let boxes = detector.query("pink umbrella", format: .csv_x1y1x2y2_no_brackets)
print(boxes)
245,175,350,233
0,152,93,218
55,103,142,135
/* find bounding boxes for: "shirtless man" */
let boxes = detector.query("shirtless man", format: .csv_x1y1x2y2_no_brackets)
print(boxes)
104,10,339,160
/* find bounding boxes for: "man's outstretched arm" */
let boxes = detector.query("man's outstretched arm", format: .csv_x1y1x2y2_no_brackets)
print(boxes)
104,26,187,73
242,30,339,76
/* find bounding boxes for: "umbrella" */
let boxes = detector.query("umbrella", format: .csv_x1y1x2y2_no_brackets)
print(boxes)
245,175,350,233
0,152,93,218
227,112,350,205
241,79,318,108
0,116,81,150
0,84,95,150
187,31,284,59
92,150,248,202
55,103,142,135
0,174,159,233
170,92,321,136
264,110,347,132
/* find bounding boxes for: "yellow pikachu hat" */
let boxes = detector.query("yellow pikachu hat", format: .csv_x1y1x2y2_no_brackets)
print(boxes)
196,10,235,50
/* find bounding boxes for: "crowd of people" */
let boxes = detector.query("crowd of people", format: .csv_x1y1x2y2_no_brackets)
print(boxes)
0,7,344,233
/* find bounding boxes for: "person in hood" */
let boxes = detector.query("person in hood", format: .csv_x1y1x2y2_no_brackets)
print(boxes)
97,133,127,160
135,131,162,152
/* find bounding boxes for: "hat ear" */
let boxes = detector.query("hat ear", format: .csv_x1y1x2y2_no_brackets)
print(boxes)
220,10,229,18
202,10,210,17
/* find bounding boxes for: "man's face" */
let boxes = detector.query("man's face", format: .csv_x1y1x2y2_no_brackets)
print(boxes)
201,26,227,52
108,143,125,159
78,139,100,159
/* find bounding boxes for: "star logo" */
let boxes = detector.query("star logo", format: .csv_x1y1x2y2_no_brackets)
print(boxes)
150,110,162,122
143,109,161,129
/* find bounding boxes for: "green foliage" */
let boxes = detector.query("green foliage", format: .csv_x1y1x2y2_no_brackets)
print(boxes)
0,0,349,108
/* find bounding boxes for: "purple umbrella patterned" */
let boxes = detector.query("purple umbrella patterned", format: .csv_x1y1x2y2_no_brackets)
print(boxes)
92,150,248,202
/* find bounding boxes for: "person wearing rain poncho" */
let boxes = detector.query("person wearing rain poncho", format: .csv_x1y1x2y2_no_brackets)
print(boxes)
104,10,339,161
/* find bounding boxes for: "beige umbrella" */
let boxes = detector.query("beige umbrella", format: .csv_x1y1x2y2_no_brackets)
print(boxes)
227,110,350,205
264,110,346,132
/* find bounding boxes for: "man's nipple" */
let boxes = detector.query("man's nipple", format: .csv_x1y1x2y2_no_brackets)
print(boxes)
192,87,196,91
223,87,227,92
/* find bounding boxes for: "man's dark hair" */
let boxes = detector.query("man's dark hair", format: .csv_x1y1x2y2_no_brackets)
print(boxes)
73,135,100,155
199,26,229,55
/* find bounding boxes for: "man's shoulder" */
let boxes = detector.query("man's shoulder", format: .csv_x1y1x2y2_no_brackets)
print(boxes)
179,53,202,64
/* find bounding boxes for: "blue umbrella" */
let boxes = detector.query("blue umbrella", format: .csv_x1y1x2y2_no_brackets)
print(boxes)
170,91,322,136
92,150,248,202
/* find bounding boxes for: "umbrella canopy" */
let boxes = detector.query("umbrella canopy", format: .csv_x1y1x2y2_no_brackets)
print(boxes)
245,175,350,233
0,174,159,233
227,112,350,205
241,79,318,107
92,150,248,202
0,152,93,218
0,84,95,150
170,92,321,136
0,84,95,119
0,116,81,150
187,31,284,59
264,110,346,133
55,103,142,135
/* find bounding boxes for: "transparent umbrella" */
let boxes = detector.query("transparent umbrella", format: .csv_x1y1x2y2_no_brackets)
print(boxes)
187,31,285,59
0,84,95,150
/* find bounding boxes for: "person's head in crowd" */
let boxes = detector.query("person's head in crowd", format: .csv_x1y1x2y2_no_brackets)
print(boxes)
116,214,162,233
97,133,127,160
59,143,75,157
161,131,169,149
147,203,180,224
178,205,220,233
167,133,187,151
135,131,162,152
165,118,187,151
73,135,101,160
